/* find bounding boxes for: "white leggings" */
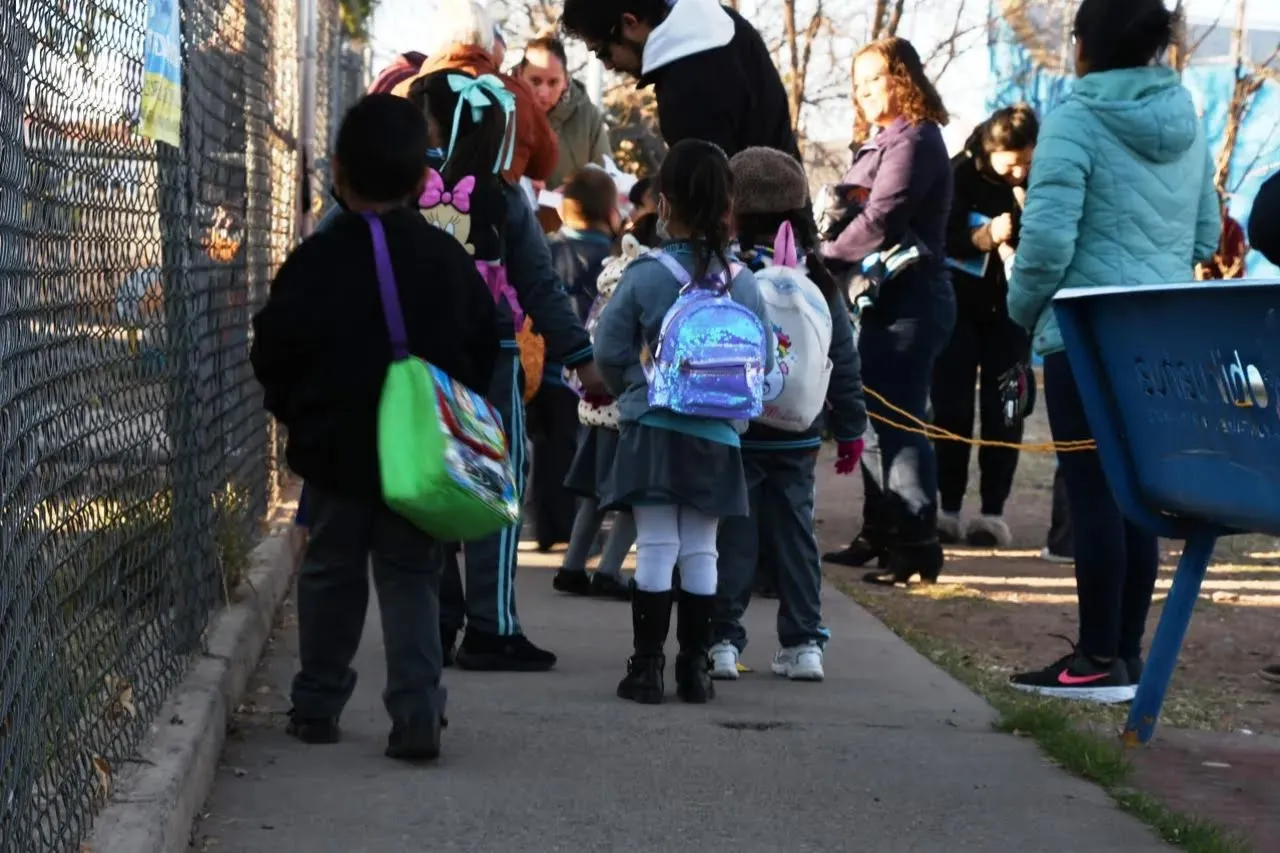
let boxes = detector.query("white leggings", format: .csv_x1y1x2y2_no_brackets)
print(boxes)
631,504,719,595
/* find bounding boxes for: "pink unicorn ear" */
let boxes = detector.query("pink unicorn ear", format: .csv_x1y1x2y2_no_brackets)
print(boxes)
774,220,798,268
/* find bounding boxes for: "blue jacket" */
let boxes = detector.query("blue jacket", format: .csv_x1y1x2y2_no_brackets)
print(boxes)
1007,66,1221,355
592,242,774,445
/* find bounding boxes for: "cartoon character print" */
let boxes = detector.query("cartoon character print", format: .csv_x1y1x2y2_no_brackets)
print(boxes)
761,324,792,403
419,168,476,255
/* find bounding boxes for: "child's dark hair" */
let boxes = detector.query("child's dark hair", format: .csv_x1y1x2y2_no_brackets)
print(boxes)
334,94,429,203
628,176,653,209
1073,0,1176,73
970,104,1039,155
735,210,839,303
626,212,661,248
562,167,618,228
657,139,734,280
405,70,512,186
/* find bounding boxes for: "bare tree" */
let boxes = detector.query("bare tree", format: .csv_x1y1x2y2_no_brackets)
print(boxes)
1213,0,1280,197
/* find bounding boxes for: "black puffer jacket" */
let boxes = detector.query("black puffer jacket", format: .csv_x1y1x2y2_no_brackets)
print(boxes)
946,140,1023,317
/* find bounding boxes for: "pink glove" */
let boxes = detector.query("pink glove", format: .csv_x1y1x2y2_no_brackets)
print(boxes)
835,438,865,475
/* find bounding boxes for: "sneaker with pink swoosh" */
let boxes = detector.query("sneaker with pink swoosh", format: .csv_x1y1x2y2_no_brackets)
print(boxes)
1009,645,1135,704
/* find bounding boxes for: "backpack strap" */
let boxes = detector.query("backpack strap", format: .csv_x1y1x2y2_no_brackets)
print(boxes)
365,213,409,361
652,249,733,294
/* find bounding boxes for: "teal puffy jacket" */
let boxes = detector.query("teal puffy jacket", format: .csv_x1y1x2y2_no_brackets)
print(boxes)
1007,66,1221,355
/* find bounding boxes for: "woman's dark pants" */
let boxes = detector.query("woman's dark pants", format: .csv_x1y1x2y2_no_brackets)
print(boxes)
1043,352,1159,660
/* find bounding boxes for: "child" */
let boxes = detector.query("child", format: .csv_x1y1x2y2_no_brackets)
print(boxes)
250,94,500,760
556,233,649,600
708,146,867,683
404,70,604,672
532,167,623,554
593,139,774,705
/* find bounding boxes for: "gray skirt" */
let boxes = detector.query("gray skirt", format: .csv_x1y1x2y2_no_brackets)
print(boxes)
599,423,749,519
564,425,620,499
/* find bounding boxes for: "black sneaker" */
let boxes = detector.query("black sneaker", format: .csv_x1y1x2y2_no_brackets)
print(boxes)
455,631,557,672
385,714,444,762
285,711,340,744
1010,644,1135,704
589,572,632,601
553,569,592,596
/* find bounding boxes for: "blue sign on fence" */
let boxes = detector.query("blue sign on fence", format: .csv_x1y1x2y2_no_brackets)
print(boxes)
139,0,181,146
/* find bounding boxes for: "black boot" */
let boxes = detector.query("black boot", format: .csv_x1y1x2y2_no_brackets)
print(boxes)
823,528,891,568
863,539,944,585
617,589,671,704
674,591,716,704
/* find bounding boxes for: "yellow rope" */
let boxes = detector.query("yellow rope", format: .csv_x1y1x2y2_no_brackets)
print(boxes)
863,387,1097,453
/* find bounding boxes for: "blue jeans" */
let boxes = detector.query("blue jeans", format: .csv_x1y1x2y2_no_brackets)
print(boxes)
1043,352,1158,660
857,277,956,542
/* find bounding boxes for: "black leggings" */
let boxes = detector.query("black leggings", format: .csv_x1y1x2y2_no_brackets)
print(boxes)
1044,352,1159,660
931,308,1029,517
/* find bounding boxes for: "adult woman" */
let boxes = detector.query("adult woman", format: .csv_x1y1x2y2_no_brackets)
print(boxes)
821,37,956,585
516,35,612,191
933,105,1038,548
1006,0,1219,702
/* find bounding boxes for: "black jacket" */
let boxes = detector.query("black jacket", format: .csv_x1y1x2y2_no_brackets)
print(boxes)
642,5,800,161
251,209,499,500
946,146,1022,317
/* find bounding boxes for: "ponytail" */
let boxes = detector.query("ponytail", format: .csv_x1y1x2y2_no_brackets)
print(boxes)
657,139,734,281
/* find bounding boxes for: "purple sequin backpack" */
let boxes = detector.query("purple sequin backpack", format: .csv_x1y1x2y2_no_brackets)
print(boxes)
646,251,767,420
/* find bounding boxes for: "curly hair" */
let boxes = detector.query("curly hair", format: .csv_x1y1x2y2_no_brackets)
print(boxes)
851,37,949,144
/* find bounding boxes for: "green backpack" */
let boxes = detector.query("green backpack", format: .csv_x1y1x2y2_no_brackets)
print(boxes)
366,213,519,540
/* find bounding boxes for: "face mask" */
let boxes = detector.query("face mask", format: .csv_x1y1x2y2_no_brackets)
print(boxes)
426,147,448,169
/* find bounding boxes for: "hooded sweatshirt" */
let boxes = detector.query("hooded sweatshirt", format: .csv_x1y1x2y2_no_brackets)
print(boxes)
545,79,612,191
394,45,560,183
639,0,800,160
1007,66,1220,355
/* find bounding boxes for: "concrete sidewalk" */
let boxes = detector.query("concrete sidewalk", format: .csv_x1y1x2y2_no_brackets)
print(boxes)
196,564,1168,853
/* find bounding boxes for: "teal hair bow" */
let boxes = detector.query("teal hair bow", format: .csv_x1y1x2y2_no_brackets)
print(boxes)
445,73,516,175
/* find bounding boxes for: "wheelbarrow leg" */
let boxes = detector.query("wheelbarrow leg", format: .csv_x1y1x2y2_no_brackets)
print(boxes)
1123,530,1217,746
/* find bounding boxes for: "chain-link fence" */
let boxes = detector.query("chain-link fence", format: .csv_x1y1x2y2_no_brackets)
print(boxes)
0,0,356,847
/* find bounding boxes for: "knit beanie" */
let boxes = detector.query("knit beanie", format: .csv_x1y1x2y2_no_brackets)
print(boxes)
729,147,809,215
1248,171,1280,266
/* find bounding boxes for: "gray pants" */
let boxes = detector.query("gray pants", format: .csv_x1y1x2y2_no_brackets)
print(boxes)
714,450,825,652
441,351,529,636
291,484,447,722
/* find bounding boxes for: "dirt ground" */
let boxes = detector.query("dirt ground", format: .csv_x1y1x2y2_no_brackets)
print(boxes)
813,400,1280,737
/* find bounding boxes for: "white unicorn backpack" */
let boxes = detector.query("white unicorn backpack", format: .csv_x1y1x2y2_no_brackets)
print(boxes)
565,233,650,429
752,222,834,432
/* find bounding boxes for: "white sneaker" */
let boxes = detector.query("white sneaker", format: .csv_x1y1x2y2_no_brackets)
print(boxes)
771,643,825,682
709,641,740,680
